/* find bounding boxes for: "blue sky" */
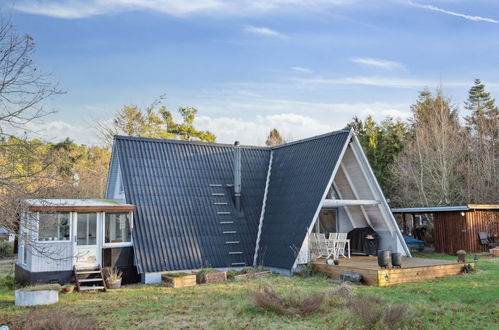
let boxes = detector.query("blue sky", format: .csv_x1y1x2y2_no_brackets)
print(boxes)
3,0,499,145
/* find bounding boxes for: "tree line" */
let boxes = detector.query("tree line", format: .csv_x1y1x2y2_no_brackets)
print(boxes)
347,80,498,207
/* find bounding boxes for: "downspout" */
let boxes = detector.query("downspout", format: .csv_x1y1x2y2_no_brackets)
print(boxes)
253,151,273,267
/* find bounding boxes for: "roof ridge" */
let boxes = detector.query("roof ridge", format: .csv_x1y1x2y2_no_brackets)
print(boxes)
114,135,269,150
114,128,352,150
270,128,352,150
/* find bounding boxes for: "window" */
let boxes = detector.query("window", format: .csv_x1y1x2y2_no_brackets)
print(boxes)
105,213,131,243
77,213,97,245
38,212,70,241
314,209,337,236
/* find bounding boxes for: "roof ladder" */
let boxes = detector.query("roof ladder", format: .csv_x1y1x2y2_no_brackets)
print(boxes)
223,231,237,234
217,211,231,215
229,251,243,255
225,241,240,244
231,262,246,266
220,221,234,224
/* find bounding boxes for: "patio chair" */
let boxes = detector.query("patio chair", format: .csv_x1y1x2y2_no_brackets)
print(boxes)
478,232,498,248
314,233,335,258
334,233,350,259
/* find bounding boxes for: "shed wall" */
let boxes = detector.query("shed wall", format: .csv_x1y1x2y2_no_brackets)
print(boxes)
433,210,499,254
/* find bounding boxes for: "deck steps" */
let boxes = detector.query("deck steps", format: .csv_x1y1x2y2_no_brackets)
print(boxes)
73,265,107,292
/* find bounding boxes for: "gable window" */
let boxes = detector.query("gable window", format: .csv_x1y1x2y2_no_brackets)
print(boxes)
38,212,71,242
105,213,131,243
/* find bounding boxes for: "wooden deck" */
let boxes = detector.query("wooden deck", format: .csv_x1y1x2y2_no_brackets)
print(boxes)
312,256,474,286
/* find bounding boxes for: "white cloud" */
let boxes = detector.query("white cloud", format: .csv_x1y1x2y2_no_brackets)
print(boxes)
407,1,498,24
291,75,491,89
3,120,102,145
350,57,405,71
291,66,313,73
244,25,285,38
11,0,355,19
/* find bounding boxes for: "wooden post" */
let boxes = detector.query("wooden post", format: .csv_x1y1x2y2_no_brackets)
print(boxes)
402,213,407,234
412,214,417,238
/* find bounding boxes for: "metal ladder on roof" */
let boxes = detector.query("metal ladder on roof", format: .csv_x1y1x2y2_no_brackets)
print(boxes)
210,183,246,267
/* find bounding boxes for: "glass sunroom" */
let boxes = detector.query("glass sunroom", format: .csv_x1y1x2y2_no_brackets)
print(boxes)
16,199,136,285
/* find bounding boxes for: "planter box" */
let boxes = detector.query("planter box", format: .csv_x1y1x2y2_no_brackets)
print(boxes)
491,248,499,257
161,273,196,288
196,271,227,284
234,271,272,281
15,290,58,306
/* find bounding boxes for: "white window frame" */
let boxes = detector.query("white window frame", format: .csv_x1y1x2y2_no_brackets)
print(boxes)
103,211,133,248
36,211,72,243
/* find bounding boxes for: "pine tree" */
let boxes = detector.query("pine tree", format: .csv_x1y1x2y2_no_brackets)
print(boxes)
265,128,286,146
465,79,499,139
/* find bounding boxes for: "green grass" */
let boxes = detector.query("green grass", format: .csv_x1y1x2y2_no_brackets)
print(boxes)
1,255,498,329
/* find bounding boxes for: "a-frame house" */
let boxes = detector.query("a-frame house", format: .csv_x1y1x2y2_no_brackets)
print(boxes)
105,128,409,282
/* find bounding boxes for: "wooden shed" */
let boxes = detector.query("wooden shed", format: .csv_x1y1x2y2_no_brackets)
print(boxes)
391,205,499,255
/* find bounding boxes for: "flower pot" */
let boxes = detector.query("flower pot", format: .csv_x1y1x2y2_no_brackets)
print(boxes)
61,285,74,294
333,260,339,266
391,253,402,268
456,250,466,263
377,250,391,268
106,279,122,289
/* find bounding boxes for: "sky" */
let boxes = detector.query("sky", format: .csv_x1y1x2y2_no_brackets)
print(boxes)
2,0,499,146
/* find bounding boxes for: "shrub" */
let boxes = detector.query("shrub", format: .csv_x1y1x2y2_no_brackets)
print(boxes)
346,295,416,328
0,275,17,290
0,241,14,258
329,283,354,299
254,286,324,316
24,311,98,330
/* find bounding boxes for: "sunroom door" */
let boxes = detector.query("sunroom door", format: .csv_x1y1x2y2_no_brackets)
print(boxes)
75,213,100,267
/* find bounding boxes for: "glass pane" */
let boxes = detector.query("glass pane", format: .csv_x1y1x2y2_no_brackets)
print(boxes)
318,209,337,235
38,212,70,241
77,213,97,246
105,213,131,243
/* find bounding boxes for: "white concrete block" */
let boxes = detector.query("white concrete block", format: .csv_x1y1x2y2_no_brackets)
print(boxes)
15,290,58,306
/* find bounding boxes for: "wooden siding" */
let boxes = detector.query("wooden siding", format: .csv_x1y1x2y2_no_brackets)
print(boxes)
434,210,499,254
30,242,74,272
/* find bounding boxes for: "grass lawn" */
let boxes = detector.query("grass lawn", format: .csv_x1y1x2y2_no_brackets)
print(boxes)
1,254,498,329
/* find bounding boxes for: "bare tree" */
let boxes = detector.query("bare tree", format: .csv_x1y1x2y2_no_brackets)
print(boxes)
0,14,63,254
391,89,467,207
0,16,62,137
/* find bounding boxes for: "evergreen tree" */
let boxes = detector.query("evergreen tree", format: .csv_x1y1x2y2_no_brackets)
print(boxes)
265,128,286,146
464,79,499,140
347,115,408,198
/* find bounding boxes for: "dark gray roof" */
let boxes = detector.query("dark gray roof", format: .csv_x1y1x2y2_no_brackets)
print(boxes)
115,136,270,272
111,129,352,272
256,130,351,269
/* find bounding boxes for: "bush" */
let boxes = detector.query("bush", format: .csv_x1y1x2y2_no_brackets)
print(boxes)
329,283,354,299
24,311,98,330
254,286,324,316
0,275,17,290
0,241,14,258
346,295,416,328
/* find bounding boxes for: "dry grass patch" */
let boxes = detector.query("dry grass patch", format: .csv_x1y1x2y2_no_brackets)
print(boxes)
24,311,98,330
254,285,324,316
